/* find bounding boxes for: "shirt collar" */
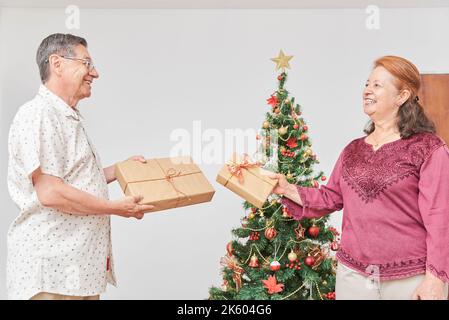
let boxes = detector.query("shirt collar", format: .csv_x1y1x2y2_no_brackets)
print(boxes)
38,84,83,121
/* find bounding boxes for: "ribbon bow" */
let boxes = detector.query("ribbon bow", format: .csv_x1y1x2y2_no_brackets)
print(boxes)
226,154,261,184
220,254,245,291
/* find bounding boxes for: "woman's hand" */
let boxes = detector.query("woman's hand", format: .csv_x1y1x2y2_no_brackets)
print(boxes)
269,173,290,195
412,272,447,300
269,173,303,206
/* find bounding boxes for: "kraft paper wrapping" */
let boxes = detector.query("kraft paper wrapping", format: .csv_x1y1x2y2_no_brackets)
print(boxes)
216,154,278,208
115,156,215,212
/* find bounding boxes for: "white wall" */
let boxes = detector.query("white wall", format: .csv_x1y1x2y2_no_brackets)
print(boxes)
0,7,448,299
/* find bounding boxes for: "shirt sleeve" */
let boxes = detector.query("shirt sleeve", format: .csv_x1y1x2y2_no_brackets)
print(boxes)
418,144,449,283
281,152,344,220
16,106,66,181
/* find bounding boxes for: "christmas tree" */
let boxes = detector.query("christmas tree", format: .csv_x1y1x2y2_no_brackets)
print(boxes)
209,50,340,300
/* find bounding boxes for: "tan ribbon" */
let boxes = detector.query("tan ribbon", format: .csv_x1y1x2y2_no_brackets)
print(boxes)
162,166,192,208
226,154,261,184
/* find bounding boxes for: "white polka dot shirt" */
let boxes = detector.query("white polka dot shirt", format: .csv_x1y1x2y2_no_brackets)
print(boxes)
7,85,117,300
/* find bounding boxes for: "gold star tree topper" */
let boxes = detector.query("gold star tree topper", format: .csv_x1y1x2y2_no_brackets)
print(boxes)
270,50,293,71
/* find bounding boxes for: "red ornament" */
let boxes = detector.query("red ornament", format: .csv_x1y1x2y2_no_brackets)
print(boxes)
305,256,315,267
321,176,327,181
286,137,298,149
248,254,260,268
282,206,291,218
264,227,278,240
329,227,340,237
249,232,260,241
293,124,299,130
266,95,278,108
262,275,284,294
303,125,308,131
308,225,320,238
331,241,340,251
286,259,301,270
277,75,283,81
312,180,319,188
300,133,308,141
270,260,281,271
326,292,336,300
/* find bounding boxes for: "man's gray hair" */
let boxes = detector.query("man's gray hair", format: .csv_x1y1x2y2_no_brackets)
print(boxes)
36,33,87,83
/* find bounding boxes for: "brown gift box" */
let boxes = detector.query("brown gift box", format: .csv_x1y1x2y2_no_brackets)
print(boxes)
216,154,278,208
115,156,215,212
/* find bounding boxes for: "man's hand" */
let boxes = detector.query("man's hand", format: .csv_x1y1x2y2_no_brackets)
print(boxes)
32,168,154,218
110,195,155,220
412,272,447,300
104,155,147,184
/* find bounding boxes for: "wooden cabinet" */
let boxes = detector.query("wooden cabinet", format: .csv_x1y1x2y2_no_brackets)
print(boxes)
419,74,449,144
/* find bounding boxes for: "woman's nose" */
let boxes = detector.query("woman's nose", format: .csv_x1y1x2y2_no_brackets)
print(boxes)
364,86,373,95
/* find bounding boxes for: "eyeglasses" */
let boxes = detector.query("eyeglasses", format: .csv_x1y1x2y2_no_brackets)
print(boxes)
61,56,96,71
46,55,96,71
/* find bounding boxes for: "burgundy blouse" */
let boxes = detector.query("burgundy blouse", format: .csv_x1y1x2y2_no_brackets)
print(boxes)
281,132,449,282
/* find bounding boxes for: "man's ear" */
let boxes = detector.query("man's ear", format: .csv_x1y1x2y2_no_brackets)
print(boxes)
48,54,63,77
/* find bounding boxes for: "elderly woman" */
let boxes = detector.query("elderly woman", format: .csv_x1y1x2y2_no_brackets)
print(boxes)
271,55,449,300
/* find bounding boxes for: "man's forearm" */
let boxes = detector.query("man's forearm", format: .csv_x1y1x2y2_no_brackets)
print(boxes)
40,181,118,216
103,165,116,184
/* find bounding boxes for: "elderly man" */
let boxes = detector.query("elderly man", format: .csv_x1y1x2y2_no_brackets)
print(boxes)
7,33,154,300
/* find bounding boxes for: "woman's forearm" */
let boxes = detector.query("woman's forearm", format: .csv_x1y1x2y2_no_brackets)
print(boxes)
283,184,303,206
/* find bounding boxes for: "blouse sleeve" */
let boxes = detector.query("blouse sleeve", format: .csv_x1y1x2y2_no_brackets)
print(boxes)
418,144,449,283
281,152,344,220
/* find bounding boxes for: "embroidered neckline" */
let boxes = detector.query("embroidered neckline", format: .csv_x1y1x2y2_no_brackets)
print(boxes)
342,133,443,203
363,136,403,153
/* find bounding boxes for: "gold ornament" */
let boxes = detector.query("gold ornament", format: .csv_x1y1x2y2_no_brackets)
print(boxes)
271,49,293,71
288,250,298,262
278,126,288,136
286,172,293,180
263,121,270,129
248,212,255,219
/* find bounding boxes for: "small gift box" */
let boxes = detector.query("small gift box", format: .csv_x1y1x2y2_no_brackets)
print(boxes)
216,153,278,208
115,156,215,212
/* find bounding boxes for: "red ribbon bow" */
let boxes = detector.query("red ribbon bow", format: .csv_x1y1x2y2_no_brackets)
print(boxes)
226,154,260,184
